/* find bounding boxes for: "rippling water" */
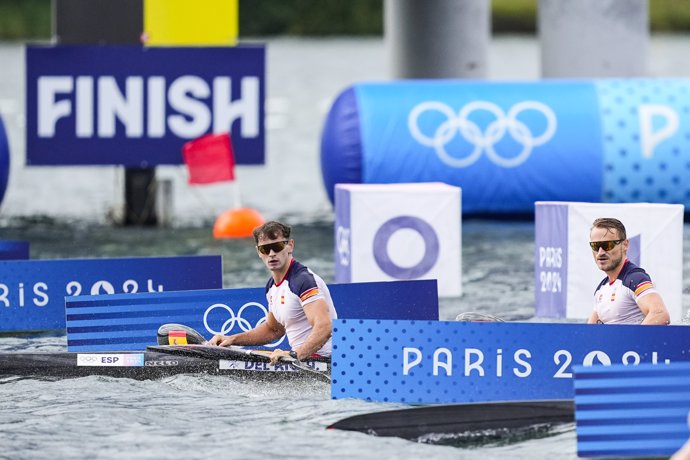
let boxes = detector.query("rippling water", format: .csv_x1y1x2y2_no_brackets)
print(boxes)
2,35,690,459
0,219,578,460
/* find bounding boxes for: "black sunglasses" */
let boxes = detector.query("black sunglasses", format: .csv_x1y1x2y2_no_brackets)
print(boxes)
589,240,623,252
257,240,289,255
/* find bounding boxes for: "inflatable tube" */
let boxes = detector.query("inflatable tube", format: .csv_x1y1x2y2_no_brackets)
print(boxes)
0,116,9,206
320,79,690,214
320,87,362,204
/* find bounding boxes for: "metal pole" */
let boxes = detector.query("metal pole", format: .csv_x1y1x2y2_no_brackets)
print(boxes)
385,0,490,79
539,0,649,78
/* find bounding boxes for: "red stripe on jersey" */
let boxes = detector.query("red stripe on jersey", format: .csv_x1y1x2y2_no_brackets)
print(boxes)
635,281,654,296
300,287,320,302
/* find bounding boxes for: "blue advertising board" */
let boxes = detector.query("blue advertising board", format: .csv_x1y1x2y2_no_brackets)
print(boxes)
65,279,439,351
0,240,29,260
331,320,690,403
26,45,265,165
0,255,222,332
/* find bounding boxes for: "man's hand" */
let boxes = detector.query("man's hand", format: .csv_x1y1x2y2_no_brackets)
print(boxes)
207,334,236,347
269,349,291,365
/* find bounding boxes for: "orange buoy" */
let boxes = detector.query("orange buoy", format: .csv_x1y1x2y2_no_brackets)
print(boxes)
213,207,265,239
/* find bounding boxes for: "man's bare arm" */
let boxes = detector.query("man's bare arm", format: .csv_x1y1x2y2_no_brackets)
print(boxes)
293,299,332,360
638,292,670,325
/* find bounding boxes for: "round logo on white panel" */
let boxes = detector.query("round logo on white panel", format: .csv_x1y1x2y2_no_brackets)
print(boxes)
373,216,439,279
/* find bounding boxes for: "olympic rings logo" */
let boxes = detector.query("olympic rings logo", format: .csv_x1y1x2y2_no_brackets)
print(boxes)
203,302,285,347
408,100,557,168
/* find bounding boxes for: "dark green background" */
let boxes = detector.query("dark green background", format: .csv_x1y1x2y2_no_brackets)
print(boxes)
2,0,689,41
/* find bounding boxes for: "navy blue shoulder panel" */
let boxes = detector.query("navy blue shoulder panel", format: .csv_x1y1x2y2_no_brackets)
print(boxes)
285,260,319,297
619,260,652,291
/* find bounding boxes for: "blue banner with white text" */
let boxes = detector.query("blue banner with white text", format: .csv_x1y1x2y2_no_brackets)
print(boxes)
65,279,439,351
0,255,223,332
331,319,690,403
26,45,265,165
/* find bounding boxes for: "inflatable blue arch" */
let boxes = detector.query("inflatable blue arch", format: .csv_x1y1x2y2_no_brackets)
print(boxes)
320,79,690,214
0,116,9,207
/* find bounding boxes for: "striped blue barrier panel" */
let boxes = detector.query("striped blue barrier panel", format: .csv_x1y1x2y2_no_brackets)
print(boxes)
574,362,690,458
66,279,439,352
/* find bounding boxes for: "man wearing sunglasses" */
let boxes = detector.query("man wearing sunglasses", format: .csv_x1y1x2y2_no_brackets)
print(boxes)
588,217,670,325
208,221,338,364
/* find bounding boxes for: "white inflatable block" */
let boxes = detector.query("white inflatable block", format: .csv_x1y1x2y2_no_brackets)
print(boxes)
335,183,461,297
535,201,684,323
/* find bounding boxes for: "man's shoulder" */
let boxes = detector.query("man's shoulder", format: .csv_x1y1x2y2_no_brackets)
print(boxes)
620,261,652,287
286,260,327,293
620,260,649,277
288,260,323,279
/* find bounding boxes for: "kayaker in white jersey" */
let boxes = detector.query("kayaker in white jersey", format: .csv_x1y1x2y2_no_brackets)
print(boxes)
587,217,670,325
208,221,338,363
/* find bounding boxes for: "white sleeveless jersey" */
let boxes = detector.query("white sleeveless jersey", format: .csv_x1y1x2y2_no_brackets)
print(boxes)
266,259,338,356
593,260,656,324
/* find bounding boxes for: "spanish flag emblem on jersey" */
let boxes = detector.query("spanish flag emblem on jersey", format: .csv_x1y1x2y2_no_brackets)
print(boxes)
300,287,320,302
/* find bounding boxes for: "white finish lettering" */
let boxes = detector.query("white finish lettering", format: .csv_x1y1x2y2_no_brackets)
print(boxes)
168,76,211,138
147,77,166,137
38,76,73,137
213,76,259,136
36,75,260,140
75,76,94,137
98,76,143,137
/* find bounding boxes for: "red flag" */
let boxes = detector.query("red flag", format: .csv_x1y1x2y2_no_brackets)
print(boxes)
182,133,235,185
